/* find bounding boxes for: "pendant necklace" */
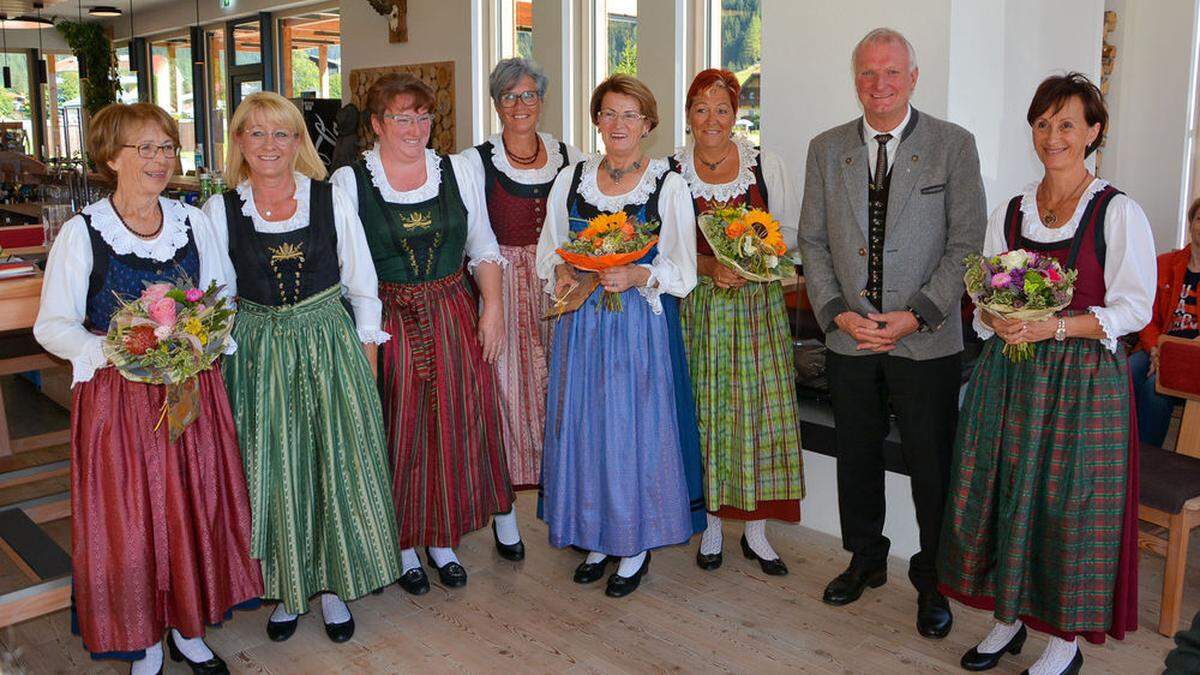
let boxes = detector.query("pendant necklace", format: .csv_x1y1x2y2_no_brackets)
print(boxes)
1039,172,1092,226
695,144,733,171
602,156,643,184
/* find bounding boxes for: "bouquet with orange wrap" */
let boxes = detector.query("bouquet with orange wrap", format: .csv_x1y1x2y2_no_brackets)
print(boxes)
556,211,658,311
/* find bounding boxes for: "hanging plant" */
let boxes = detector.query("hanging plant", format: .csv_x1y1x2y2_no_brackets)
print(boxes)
56,20,120,117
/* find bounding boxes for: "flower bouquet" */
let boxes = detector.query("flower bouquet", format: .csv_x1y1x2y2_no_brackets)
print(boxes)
697,204,795,290
963,249,1077,362
102,278,235,440
556,211,659,311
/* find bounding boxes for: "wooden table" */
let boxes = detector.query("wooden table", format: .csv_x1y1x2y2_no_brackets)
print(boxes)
0,274,42,333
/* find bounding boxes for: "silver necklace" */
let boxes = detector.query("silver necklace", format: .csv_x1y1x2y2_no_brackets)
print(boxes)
695,145,733,171
601,156,643,184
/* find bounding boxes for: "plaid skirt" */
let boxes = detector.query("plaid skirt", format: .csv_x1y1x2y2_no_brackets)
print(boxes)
938,333,1138,640
681,278,803,520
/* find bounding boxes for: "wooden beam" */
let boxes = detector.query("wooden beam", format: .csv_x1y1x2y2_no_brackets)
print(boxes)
0,461,69,491
14,492,70,524
0,576,70,629
318,45,329,97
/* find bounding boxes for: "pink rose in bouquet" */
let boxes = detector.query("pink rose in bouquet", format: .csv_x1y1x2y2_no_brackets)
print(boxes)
148,297,178,328
140,283,172,310
184,288,205,303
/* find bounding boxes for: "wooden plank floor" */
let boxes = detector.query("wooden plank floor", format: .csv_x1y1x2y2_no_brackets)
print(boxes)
0,490,1185,675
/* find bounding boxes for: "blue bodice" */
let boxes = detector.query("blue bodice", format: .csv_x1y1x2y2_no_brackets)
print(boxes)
565,162,667,266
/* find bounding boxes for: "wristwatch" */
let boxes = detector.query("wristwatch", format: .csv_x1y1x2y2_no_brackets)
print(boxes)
906,306,929,332
1054,317,1067,342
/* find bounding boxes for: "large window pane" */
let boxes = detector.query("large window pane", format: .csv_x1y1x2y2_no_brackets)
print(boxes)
150,35,196,173
607,0,637,77
0,52,33,154
207,29,228,174
114,44,139,104
280,10,341,99
43,53,83,158
720,0,761,144
516,1,532,60
233,19,262,66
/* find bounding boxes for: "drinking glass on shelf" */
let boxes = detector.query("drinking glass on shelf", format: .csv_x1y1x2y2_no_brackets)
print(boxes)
42,204,74,250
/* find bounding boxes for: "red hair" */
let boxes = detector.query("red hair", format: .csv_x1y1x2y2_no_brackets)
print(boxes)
686,69,740,113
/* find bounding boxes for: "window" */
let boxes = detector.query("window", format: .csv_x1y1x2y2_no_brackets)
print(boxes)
42,53,83,158
606,0,637,77
114,44,139,104
0,52,33,154
232,19,262,66
717,0,761,143
516,2,533,60
280,10,342,99
207,28,228,174
150,35,197,173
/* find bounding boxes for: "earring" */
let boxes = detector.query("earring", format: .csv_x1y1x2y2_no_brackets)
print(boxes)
641,131,649,138
685,126,691,135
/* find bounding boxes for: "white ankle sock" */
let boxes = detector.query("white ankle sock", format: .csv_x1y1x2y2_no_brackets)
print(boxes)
428,546,460,567
401,547,421,572
320,593,352,625
131,643,163,675
700,514,723,555
743,520,780,560
617,552,646,577
976,619,1022,654
1028,637,1078,675
494,508,521,545
584,551,608,565
270,604,299,623
170,630,214,662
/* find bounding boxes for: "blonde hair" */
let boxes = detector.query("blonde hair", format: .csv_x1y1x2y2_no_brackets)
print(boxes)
224,91,327,185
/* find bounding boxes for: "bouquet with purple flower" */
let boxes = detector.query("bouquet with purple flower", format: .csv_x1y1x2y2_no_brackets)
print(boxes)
963,249,1077,361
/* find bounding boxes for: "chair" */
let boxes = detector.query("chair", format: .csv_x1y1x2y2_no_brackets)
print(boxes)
1139,335,1200,636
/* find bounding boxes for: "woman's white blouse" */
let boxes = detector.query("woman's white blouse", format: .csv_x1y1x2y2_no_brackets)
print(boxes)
673,137,801,254
973,178,1157,352
330,145,508,273
535,155,698,314
458,132,584,187
33,197,234,384
201,172,389,345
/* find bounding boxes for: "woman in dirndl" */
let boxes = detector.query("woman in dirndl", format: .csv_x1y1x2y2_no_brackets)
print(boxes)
938,73,1155,675
331,73,514,595
34,102,262,675
204,92,401,644
536,74,706,598
671,69,804,575
460,58,583,559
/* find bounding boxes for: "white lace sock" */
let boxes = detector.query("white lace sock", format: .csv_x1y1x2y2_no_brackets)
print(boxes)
170,630,214,662
401,547,421,572
975,619,1022,654
494,508,521,545
1028,637,1078,675
700,514,723,555
616,552,647,577
428,546,460,567
320,593,351,625
130,642,163,675
743,520,780,560
584,551,608,565
269,604,299,623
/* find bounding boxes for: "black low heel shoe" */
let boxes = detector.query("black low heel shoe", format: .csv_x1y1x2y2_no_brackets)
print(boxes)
573,555,614,584
740,535,788,575
492,520,525,561
167,635,230,675
265,615,298,642
605,552,651,598
962,625,1026,671
424,548,468,587
1020,648,1082,675
695,547,723,570
398,566,430,595
324,616,355,643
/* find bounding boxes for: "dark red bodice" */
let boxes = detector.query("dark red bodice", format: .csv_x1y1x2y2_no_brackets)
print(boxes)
476,139,568,247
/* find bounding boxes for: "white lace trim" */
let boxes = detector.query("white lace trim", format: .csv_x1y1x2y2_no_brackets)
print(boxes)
487,132,565,185
357,327,392,345
70,336,109,384
576,156,671,213
673,137,758,203
235,173,312,233
83,197,191,262
1088,306,1120,353
467,253,511,273
1017,178,1108,239
364,145,442,204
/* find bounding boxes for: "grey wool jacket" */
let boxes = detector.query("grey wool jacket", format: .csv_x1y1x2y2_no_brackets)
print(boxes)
798,108,988,360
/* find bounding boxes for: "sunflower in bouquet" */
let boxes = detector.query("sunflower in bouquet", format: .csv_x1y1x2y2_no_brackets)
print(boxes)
557,211,659,311
964,248,1077,362
697,204,795,293
102,276,235,440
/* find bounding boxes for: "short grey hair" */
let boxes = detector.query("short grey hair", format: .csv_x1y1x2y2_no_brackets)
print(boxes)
851,27,918,74
489,58,549,104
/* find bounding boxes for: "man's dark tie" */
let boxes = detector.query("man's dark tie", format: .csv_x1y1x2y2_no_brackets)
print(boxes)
873,133,893,187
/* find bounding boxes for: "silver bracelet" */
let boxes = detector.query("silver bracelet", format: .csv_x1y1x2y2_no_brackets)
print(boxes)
1054,317,1067,342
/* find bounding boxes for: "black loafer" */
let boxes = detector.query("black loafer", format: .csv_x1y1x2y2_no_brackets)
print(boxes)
605,552,651,598
740,535,787,575
492,520,525,561
424,548,468,587
1020,647,1081,675
265,616,298,642
398,567,430,595
167,635,230,674
962,624,1026,671
695,548,723,570
916,590,953,639
324,617,355,643
573,555,614,584
822,563,887,606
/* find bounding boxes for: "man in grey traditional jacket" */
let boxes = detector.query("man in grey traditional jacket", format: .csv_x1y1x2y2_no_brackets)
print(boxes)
798,27,987,640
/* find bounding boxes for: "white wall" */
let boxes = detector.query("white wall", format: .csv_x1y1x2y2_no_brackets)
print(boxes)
2,28,69,52
1103,0,1197,251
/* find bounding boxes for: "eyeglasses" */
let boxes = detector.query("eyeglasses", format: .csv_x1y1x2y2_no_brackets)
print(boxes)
380,113,434,128
499,90,540,108
243,129,300,144
597,109,646,124
122,142,179,159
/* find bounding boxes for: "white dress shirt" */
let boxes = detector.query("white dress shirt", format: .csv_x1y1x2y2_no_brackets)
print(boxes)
862,105,912,179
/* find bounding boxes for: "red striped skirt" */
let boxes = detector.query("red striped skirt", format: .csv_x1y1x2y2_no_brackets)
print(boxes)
380,272,514,549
